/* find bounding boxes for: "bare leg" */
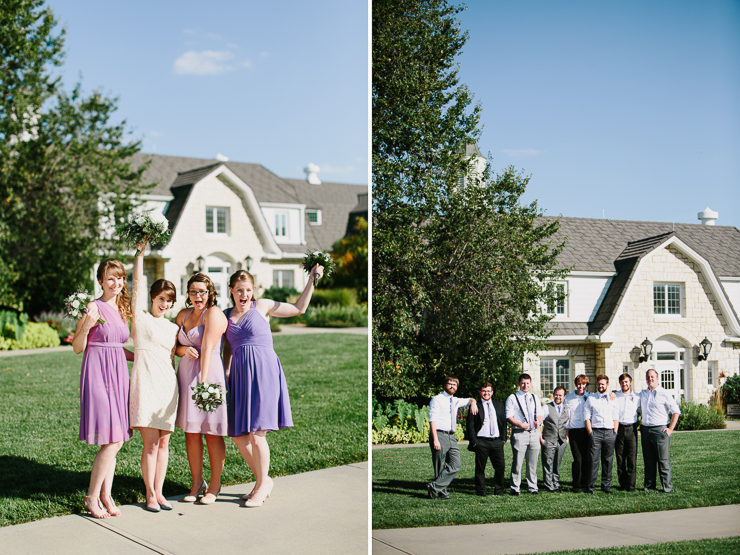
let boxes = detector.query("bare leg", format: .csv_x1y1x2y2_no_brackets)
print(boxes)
154,432,172,505
185,433,205,495
202,434,226,501
232,435,258,497
246,431,271,504
139,427,161,507
88,442,122,517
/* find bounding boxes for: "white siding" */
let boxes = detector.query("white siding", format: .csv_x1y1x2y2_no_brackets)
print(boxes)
565,276,612,322
722,279,740,318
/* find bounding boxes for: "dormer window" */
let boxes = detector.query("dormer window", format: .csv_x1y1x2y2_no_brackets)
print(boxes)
546,282,567,316
274,213,289,237
307,209,322,226
206,207,229,235
653,283,683,316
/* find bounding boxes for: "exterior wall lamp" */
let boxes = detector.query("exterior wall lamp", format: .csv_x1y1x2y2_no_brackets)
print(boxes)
638,338,653,363
195,255,205,273
697,337,712,361
245,255,253,272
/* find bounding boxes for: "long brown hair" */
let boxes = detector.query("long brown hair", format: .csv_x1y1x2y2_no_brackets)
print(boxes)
184,273,217,308
228,270,255,306
97,259,132,320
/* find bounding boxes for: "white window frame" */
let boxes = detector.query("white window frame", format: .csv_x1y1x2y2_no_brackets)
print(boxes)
653,282,683,317
306,209,322,226
540,357,573,394
546,281,567,317
206,206,229,236
273,212,290,238
273,269,295,289
707,361,716,387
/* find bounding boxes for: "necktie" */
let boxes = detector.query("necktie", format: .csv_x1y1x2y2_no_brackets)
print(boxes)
450,396,455,431
527,394,535,430
487,403,493,436
557,404,562,417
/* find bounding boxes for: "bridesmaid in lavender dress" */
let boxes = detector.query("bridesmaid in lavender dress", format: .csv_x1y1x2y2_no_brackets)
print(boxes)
72,259,133,519
222,264,323,508
174,273,228,505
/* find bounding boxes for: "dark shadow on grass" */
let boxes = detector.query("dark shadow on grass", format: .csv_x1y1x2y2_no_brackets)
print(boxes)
373,477,485,498
0,455,186,505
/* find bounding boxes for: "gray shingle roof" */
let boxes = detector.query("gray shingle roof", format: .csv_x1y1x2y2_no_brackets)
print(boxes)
541,217,740,277
130,153,367,252
545,322,590,336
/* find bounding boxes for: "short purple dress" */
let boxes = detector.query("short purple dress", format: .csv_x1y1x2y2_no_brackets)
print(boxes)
225,304,293,436
175,308,228,436
79,300,132,445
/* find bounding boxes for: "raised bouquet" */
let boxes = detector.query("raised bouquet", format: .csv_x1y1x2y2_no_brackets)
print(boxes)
116,211,171,256
191,382,226,413
64,290,105,325
302,249,335,284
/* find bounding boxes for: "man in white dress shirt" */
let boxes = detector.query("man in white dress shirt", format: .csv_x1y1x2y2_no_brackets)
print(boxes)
584,374,619,494
505,373,543,495
614,373,640,491
640,369,681,493
564,374,592,493
427,375,477,499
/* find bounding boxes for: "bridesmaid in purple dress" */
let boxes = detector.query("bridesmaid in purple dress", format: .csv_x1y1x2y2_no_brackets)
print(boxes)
72,259,133,519
174,273,228,505
222,265,323,507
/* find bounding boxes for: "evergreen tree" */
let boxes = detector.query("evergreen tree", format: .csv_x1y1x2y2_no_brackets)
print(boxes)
373,0,568,399
0,0,149,315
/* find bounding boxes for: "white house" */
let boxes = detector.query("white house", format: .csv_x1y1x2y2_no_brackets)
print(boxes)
524,211,740,405
101,153,367,312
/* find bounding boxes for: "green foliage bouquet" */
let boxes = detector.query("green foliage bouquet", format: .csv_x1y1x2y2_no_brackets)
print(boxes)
302,249,335,285
64,290,105,325
117,211,170,256
191,382,226,413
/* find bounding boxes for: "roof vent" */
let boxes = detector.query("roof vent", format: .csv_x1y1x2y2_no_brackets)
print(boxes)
698,206,718,226
304,163,321,185
215,153,229,162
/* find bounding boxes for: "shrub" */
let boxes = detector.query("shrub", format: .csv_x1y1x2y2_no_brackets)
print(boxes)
269,318,281,333
33,311,76,343
721,373,740,405
372,397,466,445
674,400,726,431
305,305,367,328
0,309,29,341
0,322,60,350
310,288,358,307
262,286,300,303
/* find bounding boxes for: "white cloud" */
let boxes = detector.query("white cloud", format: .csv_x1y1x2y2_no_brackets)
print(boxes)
174,50,247,75
502,148,541,157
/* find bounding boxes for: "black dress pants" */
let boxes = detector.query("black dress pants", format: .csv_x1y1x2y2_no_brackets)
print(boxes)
615,422,638,491
473,436,506,495
569,427,591,492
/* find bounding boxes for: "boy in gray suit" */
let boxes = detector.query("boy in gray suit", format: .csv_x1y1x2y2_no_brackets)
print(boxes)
540,386,570,492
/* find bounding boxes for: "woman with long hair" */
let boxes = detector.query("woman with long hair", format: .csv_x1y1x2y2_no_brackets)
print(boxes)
174,273,228,505
223,265,322,507
128,240,180,512
72,259,133,518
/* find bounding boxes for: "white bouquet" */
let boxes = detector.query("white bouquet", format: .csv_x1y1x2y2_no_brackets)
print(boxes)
116,211,170,256
191,382,226,413
64,290,105,325
302,249,335,285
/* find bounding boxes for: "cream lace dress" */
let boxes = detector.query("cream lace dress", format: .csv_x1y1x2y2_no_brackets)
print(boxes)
129,280,180,431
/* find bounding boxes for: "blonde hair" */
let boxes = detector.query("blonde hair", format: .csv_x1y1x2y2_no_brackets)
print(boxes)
228,270,255,306
96,259,132,320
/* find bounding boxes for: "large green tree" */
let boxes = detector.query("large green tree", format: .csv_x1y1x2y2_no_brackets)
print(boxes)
0,0,149,315
373,0,568,400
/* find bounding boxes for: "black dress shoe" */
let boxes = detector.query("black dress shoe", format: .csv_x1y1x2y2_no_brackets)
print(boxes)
572,488,581,493
426,483,437,499
438,492,450,499
476,491,487,497
602,489,612,494
554,488,561,493
510,490,520,496
528,490,539,494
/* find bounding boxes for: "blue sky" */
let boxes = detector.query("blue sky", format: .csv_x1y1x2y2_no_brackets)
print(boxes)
46,0,368,185
456,0,740,227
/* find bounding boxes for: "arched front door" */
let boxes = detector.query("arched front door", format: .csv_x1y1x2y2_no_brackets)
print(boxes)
204,254,233,311
651,336,687,402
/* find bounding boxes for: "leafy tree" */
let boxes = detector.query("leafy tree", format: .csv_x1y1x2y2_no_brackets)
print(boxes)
324,217,368,303
0,0,149,315
373,0,567,400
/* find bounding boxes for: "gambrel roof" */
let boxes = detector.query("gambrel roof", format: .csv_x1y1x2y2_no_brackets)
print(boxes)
541,217,740,339
131,153,367,253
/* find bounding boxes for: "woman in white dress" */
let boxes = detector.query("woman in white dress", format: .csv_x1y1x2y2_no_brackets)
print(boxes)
128,240,180,512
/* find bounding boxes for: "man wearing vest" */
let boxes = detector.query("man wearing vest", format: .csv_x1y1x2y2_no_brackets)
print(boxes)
467,382,508,496
640,369,681,493
505,373,543,495
540,386,570,493
427,375,478,499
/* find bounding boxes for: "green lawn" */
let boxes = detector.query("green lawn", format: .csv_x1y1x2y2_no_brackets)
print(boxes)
0,334,368,527
520,536,740,555
372,430,740,529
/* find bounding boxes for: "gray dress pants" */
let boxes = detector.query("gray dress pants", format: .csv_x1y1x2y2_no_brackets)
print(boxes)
429,431,460,495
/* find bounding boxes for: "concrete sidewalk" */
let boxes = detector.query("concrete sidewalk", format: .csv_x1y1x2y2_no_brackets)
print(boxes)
373,504,740,554
0,462,368,555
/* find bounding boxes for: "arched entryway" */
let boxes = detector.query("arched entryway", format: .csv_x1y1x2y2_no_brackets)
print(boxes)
650,336,688,402
204,254,234,310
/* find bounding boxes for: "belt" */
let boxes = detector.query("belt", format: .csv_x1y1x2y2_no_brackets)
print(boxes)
619,422,637,426
436,430,455,435
641,425,667,429
87,342,124,347
477,435,501,440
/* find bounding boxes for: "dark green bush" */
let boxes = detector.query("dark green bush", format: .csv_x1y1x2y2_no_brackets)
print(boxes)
305,305,367,328
309,288,357,307
0,309,29,341
261,286,300,303
674,400,726,431
721,373,740,405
